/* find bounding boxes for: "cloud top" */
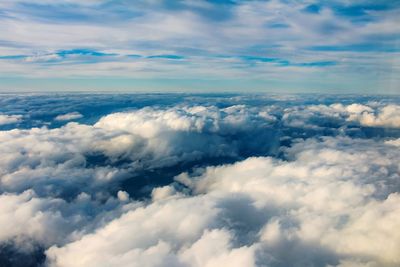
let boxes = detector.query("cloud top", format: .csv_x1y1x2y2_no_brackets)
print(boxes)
0,94,399,266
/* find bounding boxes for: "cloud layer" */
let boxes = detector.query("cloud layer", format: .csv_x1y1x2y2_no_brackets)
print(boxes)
46,136,400,267
0,94,399,267
0,0,399,92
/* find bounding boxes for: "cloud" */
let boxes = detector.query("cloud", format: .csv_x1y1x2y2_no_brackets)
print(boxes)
0,189,132,249
1,95,400,266
182,136,400,266
44,136,400,267
54,112,83,121
0,104,279,200
349,104,400,128
0,114,22,125
46,194,258,267
0,0,399,92
0,98,399,199
282,102,400,130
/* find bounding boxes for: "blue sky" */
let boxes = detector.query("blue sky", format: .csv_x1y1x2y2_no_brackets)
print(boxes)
0,0,399,93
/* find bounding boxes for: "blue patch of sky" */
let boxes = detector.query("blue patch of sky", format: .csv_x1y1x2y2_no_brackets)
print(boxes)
302,1,400,23
147,55,185,60
56,49,117,57
14,2,143,23
303,4,321,14
0,51,337,68
293,61,337,67
240,56,278,63
239,56,336,67
0,50,188,62
15,3,96,22
309,44,400,53
332,3,398,17
171,0,258,22
0,49,118,63
0,55,27,60
267,23,290,29
126,55,143,58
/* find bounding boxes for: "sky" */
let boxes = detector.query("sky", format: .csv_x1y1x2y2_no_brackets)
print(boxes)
0,0,399,93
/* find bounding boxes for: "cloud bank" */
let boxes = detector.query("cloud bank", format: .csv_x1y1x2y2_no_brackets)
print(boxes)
0,94,399,267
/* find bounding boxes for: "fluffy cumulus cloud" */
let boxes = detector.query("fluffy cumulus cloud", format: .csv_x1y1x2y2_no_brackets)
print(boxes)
0,189,133,249
0,104,277,199
282,102,400,129
350,105,400,128
0,94,400,267
46,136,400,267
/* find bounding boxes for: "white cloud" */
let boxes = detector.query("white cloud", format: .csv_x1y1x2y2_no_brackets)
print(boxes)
283,103,400,129
151,186,178,201
179,229,257,267
1,101,400,266
183,137,400,266
54,112,83,121
45,136,400,267
46,195,221,267
0,0,398,91
117,190,129,202
353,105,400,128
0,114,22,125
0,189,132,248
0,105,277,198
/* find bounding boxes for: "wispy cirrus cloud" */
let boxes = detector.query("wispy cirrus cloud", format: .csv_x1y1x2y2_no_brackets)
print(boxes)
0,0,399,92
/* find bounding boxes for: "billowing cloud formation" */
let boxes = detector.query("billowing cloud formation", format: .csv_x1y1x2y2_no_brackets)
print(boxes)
0,103,281,207
0,189,131,248
0,94,399,267
282,102,400,129
348,104,400,128
46,136,400,267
